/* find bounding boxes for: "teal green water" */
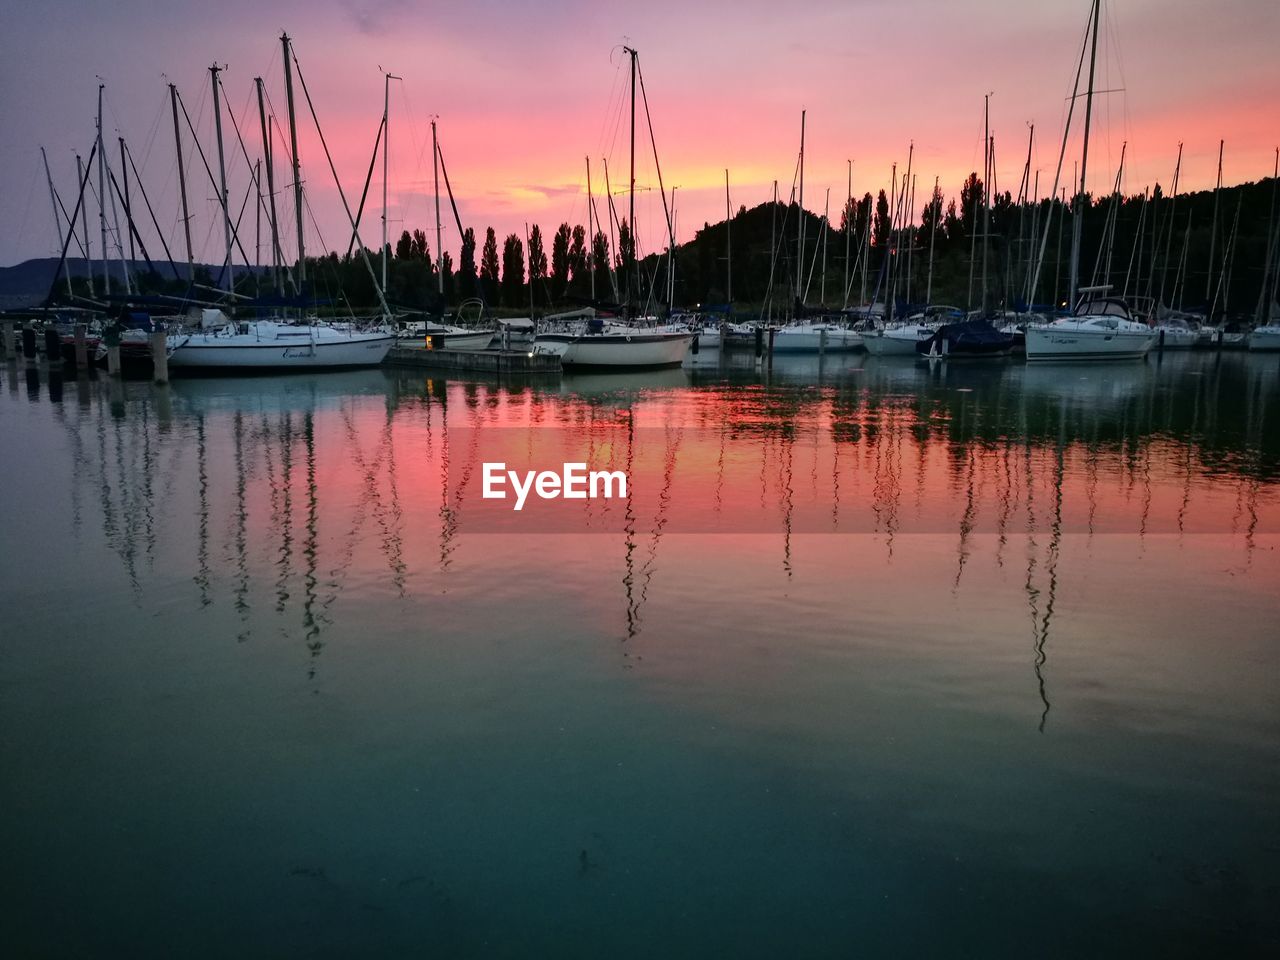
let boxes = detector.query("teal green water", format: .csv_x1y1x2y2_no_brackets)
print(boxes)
1,351,1278,957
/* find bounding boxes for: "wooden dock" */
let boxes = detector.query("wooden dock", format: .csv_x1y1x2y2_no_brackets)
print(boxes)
384,344,562,376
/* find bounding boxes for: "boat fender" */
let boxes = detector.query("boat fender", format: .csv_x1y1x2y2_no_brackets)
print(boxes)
626,335,632,342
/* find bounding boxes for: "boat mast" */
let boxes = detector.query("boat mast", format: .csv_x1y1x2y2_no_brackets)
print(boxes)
796,109,806,306
982,93,991,314
725,169,732,304
96,83,110,296
586,155,595,302
927,175,939,305
820,187,830,306
433,119,443,296
255,78,283,295
107,141,133,295
1258,148,1279,321
1068,0,1102,307
282,32,306,287
1206,139,1223,302
842,160,851,309
210,64,235,295
41,145,74,296
1157,141,1183,310
382,71,390,294
763,179,778,322
75,153,93,296
169,84,195,280
626,44,637,311
119,138,134,264
603,157,619,301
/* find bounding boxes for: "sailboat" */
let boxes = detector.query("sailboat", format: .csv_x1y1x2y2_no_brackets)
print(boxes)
169,37,395,371
920,98,1014,359
533,46,691,369
1025,1,1157,362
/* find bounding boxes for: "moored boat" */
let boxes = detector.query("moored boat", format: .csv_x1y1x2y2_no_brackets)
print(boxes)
169,320,395,369
1025,292,1157,361
917,317,1015,359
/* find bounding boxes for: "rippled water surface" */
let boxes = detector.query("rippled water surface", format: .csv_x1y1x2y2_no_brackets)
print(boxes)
2,350,1278,957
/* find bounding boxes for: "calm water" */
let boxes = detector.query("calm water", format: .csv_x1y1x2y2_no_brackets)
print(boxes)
1,351,1278,957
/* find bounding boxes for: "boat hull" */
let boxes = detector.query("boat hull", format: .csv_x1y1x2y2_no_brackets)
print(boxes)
1025,326,1157,361
1155,327,1198,349
534,332,692,367
1248,327,1280,351
864,329,929,356
170,331,396,369
770,328,864,353
561,332,692,367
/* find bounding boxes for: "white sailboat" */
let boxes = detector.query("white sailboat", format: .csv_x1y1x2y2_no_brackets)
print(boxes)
169,321,395,368
533,47,692,369
1024,1,1155,363
771,321,863,353
170,37,396,372
1248,319,1280,351
863,323,935,356
535,318,691,368
1025,289,1157,361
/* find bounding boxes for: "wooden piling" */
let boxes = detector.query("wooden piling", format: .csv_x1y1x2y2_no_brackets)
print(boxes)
44,327,62,364
767,327,776,368
151,330,169,384
74,324,89,368
22,325,38,364
754,325,764,365
819,327,827,357
0,321,12,360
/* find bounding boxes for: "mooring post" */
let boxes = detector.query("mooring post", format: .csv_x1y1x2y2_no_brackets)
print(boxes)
690,331,700,360
151,329,169,384
44,327,62,365
104,318,122,378
767,327,776,368
22,325,38,365
754,325,764,365
74,324,89,369
819,327,827,357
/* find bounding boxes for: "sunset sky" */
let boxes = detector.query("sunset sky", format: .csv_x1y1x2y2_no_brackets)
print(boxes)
2,0,1277,271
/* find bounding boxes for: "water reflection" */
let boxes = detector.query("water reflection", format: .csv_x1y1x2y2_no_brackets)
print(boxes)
2,353,1277,693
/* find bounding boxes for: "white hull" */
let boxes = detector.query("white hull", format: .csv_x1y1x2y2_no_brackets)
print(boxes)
1025,325,1157,361
1155,326,1198,348
536,331,692,367
170,324,395,369
770,326,863,353
1247,326,1280,351
693,328,721,348
863,326,932,356
563,332,692,367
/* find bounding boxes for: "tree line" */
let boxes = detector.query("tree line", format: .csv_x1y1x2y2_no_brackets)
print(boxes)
86,173,1280,320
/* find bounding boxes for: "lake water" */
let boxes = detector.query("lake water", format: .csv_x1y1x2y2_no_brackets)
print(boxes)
2,350,1277,957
